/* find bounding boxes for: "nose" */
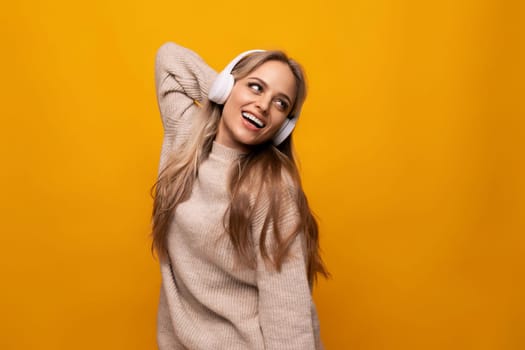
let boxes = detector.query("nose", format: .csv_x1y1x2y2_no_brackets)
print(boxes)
254,94,272,114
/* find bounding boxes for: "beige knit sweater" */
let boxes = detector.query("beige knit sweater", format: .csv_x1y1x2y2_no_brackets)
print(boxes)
154,42,323,350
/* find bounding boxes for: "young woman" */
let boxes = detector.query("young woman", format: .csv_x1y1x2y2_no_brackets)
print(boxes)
152,42,328,350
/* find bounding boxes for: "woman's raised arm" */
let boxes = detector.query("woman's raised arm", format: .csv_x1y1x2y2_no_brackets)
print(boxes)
154,42,217,169
155,42,216,126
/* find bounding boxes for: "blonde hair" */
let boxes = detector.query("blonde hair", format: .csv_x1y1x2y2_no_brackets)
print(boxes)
152,51,328,285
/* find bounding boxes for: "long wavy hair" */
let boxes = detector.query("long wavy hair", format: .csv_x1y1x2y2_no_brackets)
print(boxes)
152,50,328,285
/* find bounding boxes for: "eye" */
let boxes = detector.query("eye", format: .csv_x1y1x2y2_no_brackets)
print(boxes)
274,99,289,111
248,83,262,93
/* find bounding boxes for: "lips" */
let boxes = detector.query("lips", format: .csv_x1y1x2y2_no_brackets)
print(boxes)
241,111,265,129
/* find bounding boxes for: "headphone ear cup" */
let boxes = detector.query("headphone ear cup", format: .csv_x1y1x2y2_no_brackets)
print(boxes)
208,73,235,104
273,117,297,146
208,49,265,105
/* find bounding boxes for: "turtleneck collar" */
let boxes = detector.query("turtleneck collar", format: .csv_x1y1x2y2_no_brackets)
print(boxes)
210,141,245,161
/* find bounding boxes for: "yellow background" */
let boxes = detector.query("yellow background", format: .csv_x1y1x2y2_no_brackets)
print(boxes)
1,0,524,349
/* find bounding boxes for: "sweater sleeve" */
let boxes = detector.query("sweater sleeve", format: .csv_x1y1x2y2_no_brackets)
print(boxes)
253,186,323,350
154,42,217,170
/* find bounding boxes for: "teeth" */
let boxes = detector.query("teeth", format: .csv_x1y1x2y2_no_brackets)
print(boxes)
242,112,265,128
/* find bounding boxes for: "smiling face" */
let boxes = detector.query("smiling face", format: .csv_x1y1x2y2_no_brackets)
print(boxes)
215,60,297,153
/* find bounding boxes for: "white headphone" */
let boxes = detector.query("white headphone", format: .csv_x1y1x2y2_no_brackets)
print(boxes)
208,50,299,146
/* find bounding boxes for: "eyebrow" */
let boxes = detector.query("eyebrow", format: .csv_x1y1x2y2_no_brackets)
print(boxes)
248,77,293,105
